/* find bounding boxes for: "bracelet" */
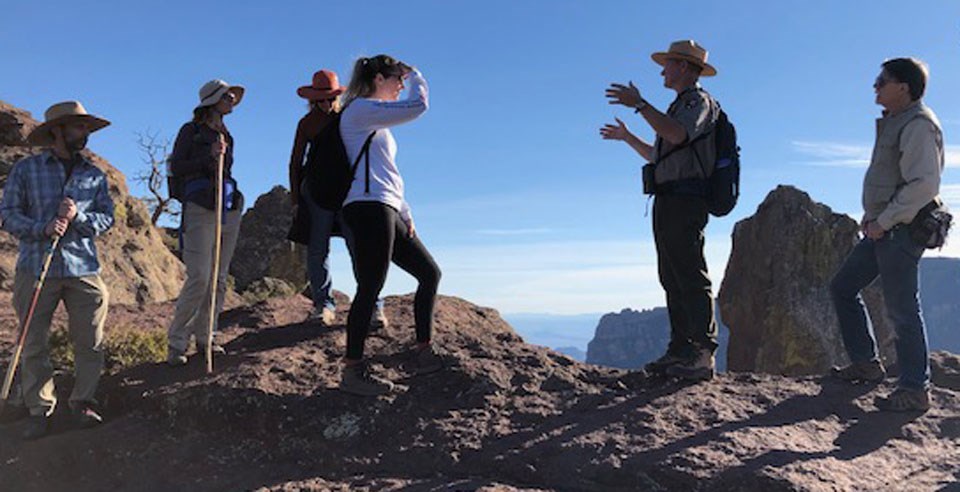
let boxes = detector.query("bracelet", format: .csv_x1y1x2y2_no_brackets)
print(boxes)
634,99,648,113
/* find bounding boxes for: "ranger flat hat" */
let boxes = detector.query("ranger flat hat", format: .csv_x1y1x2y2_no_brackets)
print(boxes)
651,40,717,77
27,100,111,146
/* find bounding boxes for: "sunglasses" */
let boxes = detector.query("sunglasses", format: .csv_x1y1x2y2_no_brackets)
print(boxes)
315,97,337,103
874,75,899,89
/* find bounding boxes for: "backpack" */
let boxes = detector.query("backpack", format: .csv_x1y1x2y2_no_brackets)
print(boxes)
166,122,203,202
303,113,375,211
691,102,740,217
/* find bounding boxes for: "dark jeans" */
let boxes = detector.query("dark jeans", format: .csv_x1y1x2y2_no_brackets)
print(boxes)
342,201,441,360
653,194,718,357
830,226,929,390
301,181,353,310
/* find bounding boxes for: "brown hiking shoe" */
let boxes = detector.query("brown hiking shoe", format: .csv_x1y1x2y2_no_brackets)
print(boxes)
875,387,930,412
644,352,689,375
412,346,444,375
665,348,715,381
830,360,886,383
339,363,394,397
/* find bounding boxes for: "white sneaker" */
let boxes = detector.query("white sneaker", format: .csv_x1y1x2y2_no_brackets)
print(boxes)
308,307,336,326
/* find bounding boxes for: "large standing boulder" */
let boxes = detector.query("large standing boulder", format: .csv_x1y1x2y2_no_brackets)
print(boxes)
0,100,185,305
718,185,895,375
229,186,306,293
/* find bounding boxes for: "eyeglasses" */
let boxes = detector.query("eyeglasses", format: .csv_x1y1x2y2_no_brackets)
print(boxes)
221,92,238,102
315,97,337,103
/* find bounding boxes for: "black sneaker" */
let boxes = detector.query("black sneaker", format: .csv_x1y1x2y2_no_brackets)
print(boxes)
72,403,103,429
21,415,49,440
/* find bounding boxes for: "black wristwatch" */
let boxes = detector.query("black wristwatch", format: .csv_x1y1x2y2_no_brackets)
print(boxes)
634,99,648,113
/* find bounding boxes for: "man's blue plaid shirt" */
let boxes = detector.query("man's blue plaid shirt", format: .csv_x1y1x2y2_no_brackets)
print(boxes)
0,151,115,278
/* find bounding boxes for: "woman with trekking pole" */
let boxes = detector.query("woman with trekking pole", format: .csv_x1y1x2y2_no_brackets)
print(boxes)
337,55,442,396
166,80,245,368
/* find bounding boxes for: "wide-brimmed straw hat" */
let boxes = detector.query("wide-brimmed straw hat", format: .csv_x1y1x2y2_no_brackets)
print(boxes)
297,70,345,100
651,40,717,77
196,79,245,109
27,101,111,146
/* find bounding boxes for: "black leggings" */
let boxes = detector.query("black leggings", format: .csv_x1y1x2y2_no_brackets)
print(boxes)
342,201,441,360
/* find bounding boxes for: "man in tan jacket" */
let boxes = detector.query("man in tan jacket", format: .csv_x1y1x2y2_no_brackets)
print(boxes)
829,58,945,412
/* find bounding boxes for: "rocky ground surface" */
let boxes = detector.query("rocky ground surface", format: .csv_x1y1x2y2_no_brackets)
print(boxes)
1,294,958,491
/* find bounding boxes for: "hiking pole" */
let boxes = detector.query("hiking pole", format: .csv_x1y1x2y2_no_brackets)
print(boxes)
0,235,61,412
205,135,225,374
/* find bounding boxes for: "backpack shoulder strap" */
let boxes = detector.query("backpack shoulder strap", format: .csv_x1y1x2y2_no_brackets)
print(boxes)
351,131,377,193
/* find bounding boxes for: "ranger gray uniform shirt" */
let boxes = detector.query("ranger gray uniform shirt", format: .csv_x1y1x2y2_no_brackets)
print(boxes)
653,84,719,184
863,101,944,231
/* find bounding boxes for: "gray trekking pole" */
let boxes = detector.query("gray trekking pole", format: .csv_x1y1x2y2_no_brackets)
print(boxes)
0,234,61,413
205,135,225,374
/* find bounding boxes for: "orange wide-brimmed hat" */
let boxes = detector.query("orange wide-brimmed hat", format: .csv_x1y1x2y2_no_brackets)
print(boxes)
297,70,345,100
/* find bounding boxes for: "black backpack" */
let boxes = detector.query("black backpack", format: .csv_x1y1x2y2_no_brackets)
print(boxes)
166,122,201,202
304,113,375,211
693,106,741,217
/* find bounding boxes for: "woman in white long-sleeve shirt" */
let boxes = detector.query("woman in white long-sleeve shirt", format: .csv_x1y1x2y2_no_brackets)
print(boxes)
338,54,442,396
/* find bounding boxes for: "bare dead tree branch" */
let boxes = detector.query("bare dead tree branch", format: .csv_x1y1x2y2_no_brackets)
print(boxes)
134,130,179,225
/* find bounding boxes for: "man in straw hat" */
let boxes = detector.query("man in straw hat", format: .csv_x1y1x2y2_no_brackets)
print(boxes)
602,40,721,381
0,101,115,439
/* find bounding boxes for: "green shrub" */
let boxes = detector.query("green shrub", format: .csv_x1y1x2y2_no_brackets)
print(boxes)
49,326,168,374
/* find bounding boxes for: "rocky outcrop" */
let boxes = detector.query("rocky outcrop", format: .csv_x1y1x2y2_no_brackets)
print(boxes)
1,294,958,491
586,307,730,371
719,186,895,375
0,100,184,304
586,307,670,368
229,186,306,293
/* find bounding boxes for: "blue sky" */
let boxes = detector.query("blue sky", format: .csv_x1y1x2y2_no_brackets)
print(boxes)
4,1,959,315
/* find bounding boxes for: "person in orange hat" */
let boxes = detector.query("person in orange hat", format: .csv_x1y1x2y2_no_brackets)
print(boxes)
289,69,388,328
601,40,721,381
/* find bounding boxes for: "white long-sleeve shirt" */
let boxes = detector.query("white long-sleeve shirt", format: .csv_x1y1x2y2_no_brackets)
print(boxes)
340,70,429,224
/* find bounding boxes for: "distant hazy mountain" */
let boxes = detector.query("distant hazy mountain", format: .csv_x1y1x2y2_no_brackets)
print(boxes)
503,313,601,354
920,257,960,353
555,346,587,361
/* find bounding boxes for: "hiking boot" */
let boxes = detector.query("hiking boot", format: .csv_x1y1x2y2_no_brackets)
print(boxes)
875,387,931,412
665,348,715,381
308,306,337,326
369,303,389,332
339,363,394,397
21,415,48,440
830,360,886,383
167,346,188,366
412,345,444,375
644,352,689,375
71,403,103,429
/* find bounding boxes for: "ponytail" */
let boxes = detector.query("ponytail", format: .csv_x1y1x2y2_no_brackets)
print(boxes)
342,54,404,108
